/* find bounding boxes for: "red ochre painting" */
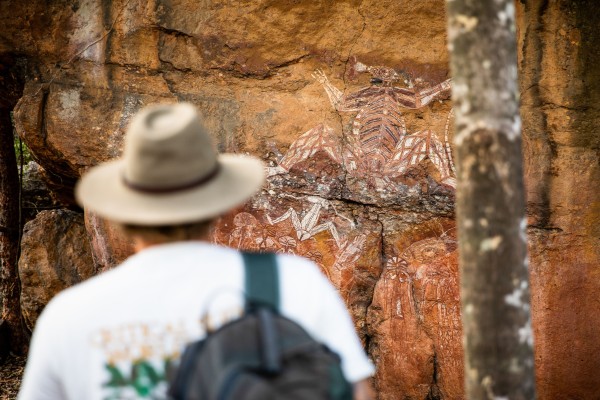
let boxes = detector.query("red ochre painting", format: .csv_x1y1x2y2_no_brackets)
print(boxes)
82,61,463,399
211,60,463,399
369,218,463,399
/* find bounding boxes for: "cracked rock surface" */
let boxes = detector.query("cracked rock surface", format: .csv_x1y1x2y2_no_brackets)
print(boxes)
3,0,599,399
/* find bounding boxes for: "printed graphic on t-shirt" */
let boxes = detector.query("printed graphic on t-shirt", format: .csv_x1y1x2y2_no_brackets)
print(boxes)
92,321,190,399
92,305,243,399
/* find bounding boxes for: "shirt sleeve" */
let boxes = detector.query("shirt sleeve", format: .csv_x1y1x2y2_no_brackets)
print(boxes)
18,296,68,400
309,265,375,383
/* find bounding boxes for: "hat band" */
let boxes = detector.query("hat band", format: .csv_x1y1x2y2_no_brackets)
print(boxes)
122,163,221,194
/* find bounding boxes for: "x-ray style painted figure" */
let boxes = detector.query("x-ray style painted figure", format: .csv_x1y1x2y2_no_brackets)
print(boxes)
269,61,456,190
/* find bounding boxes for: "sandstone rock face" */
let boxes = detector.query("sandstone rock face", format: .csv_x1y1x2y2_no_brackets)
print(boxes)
518,2,600,398
14,82,176,183
18,210,95,330
2,0,598,398
84,212,135,273
20,161,70,223
20,161,53,222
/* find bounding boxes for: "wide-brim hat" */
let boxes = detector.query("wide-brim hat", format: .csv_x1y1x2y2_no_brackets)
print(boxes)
75,103,264,225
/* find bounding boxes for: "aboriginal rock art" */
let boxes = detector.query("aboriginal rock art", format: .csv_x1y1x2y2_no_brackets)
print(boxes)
212,195,372,289
381,227,460,336
369,223,463,399
262,196,370,286
400,231,463,397
269,61,456,190
265,196,344,248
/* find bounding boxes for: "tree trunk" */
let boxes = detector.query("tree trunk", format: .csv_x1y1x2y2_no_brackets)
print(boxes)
0,56,27,355
446,1,536,399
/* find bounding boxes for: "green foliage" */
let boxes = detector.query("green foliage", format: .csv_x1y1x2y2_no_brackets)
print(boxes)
13,134,32,165
11,111,32,166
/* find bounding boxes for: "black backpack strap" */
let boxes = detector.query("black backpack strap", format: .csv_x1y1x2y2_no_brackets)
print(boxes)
242,252,280,312
242,252,282,374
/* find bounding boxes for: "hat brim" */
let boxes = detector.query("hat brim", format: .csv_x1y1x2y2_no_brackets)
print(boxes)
75,154,265,225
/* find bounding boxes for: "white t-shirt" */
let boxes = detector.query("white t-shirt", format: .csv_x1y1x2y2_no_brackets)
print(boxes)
19,242,374,400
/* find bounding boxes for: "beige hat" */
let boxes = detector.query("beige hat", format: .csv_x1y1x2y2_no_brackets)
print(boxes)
75,103,264,225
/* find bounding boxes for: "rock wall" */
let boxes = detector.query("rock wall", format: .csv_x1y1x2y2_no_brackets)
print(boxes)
1,0,598,398
19,210,96,330
518,1,600,398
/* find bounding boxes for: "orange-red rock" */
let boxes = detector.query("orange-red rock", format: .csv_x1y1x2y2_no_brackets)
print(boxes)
14,82,176,182
84,212,135,273
518,1,600,398
18,210,95,330
2,0,598,398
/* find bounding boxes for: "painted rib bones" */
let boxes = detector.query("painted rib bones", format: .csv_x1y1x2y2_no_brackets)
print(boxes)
269,62,456,189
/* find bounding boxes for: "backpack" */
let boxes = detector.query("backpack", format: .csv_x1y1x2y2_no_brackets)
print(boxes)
167,252,353,400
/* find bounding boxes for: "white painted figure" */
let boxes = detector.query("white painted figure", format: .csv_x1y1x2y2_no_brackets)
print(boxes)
270,62,456,190
265,196,343,248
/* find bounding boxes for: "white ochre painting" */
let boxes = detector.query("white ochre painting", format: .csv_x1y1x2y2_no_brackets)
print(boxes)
268,61,456,190
214,61,456,296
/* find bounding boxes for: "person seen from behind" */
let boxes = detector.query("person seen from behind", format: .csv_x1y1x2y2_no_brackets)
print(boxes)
18,103,375,399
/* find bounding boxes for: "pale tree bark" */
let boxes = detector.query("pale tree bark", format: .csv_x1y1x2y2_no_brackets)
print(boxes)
0,56,27,355
446,0,536,399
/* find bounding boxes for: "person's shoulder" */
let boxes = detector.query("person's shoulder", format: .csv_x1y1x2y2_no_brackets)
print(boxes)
40,264,120,316
274,252,320,270
274,253,330,284
42,251,146,317
48,242,239,305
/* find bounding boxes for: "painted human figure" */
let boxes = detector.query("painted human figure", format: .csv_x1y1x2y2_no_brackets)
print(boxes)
399,233,463,397
265,196,343,248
